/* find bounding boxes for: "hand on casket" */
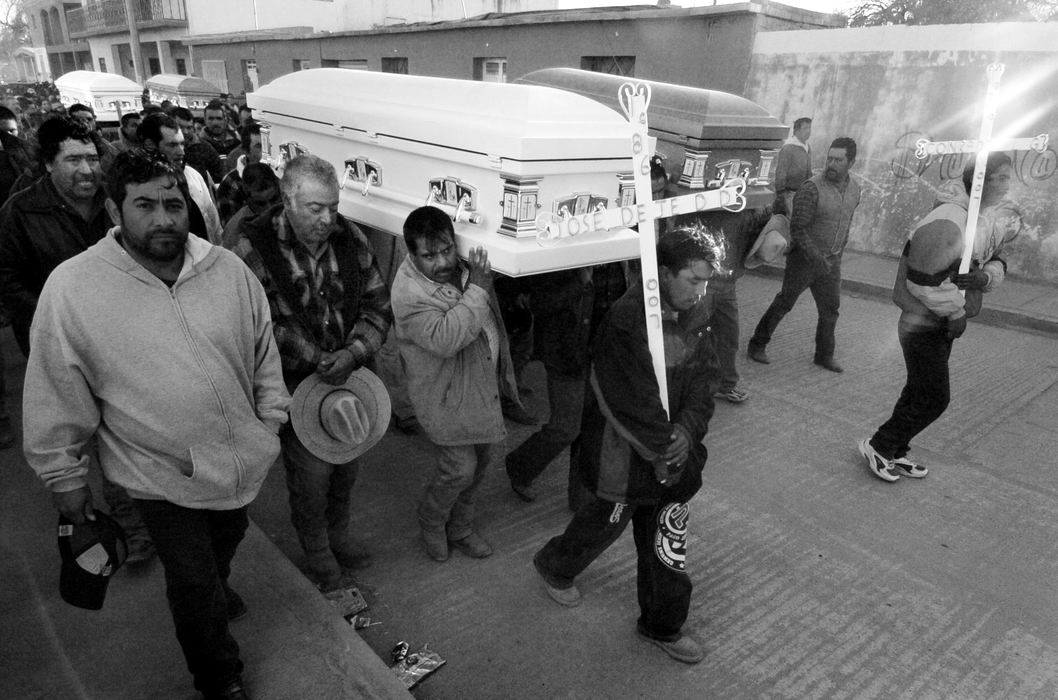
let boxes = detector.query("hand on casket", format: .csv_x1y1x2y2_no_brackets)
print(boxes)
467,247,492,292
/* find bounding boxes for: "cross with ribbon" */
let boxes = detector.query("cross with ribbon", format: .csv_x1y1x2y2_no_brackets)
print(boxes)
537,82,747,416
914,63,1048,278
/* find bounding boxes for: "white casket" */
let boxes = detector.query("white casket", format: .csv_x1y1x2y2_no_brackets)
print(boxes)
55,70,142,124
247,69,643,276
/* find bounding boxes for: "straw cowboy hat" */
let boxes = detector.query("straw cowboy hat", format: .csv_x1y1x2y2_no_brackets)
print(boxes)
744,213,791,269
290,368,391,463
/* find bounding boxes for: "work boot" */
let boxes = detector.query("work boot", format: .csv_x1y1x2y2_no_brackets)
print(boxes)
332,541,373,571
448,531,493,558
305,548,343,591
421,528,449,562
747,345,770,364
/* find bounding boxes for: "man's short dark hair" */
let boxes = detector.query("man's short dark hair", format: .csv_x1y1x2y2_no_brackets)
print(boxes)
171,106,193,123
119,112,140,127
657,225,726,275
204,99,226,116
403,206,454,254
68,103,93,116
242,162,279,192
138,113,180,147
962,151,1012,194
239,122,261,151
830,136,857,162
0,105,16,122
105,149,188,212
793,117,812,131
36,115,97,168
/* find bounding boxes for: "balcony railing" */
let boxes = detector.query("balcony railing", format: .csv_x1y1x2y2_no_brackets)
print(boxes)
67,0,188,39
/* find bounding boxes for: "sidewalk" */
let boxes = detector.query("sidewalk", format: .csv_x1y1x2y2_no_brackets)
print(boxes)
0,330,411,700
749,248,1058,336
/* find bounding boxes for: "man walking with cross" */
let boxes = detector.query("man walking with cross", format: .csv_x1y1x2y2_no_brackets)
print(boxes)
859,154,1021,482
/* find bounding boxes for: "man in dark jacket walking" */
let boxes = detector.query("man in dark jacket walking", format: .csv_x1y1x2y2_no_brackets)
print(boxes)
0,115,111,355
532,227,724,665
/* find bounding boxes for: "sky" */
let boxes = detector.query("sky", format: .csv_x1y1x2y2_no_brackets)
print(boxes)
556,0,859,15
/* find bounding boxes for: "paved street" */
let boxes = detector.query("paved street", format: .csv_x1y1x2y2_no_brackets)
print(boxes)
252,273,1058,699
3,270,1056,699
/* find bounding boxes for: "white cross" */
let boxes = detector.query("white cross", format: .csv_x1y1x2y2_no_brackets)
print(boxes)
914,63,1048,276
537,83,747,416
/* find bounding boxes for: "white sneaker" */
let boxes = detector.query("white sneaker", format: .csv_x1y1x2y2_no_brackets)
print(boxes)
858,439,899,482
892,455,928,478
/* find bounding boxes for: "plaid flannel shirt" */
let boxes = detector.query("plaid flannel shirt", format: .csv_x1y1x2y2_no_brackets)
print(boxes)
233,210,391,378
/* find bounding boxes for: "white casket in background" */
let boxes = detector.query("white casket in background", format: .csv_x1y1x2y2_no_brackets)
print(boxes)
55,70,142,125
247,69,643,276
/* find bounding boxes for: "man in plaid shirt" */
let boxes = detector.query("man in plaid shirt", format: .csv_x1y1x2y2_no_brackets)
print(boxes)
233,154,391,590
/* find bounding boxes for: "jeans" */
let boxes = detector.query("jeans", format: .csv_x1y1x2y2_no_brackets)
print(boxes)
700,277,740,391
506,370,585,488
279,425,359,554
871,326,953,459
749,248,842,360
135,499,248,693
418,442,493,541
536,497,693,640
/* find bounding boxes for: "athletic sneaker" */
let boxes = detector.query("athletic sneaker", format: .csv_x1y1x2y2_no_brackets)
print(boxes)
858,438,899,482
892,455,928,478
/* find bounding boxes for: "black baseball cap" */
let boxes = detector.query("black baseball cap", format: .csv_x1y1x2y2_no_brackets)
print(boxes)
58,512,129,610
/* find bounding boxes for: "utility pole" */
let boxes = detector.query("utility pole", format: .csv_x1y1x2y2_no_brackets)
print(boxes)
123,0,143,83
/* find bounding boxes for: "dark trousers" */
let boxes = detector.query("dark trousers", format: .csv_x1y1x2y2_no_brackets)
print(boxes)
506,370,586,488
536,497,693,640
280,425,358,554
700,277,740,391
135,499,248,694
749,248,842,361
870,326,953,459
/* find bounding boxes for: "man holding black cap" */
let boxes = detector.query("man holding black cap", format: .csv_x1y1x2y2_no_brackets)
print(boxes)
23,149,289,700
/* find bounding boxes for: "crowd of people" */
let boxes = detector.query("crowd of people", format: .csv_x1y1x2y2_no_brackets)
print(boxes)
0,90,1023,700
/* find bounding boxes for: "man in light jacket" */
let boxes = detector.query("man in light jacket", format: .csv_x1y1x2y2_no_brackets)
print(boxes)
391,206,522,562
23,150,289,700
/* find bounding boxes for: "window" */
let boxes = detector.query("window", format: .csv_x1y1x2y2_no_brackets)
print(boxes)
321,59,368,70
473,57,507,83
98,57,107,72
581,56,635,77
381,57,408,74
175,58,187,75
293,59,311,72
202,60,229,93
242,59,259,92
148,57,161,76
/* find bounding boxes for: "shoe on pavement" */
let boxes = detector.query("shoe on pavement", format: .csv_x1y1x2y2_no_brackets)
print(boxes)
814,356,844,373
448,531,493,558
715,387,749,403
421,528,449,562
223,584,248,622
892,455,928,478
747,345,770,364
858,439,899,483
510,480,538,503
203,678,250,700
332,542,373,570
305,548,344,590
636,626,704,664
532,552,581,607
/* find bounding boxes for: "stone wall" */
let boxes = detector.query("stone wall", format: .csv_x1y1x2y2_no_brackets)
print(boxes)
746,22,1058,284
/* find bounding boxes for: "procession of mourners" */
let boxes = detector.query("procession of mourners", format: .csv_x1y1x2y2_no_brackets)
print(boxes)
0,74,1026,700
